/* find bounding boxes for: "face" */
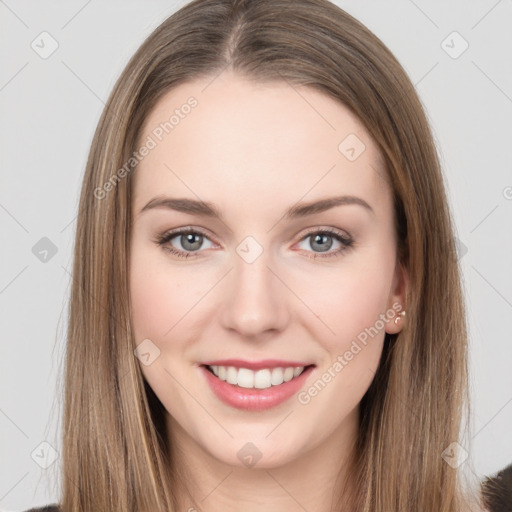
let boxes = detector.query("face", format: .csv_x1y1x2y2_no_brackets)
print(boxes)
129,71,407,471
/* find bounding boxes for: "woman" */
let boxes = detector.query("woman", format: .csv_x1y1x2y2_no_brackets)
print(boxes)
25,0,499,510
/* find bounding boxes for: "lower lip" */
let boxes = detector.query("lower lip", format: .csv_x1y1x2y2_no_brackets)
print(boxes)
200,365,315,411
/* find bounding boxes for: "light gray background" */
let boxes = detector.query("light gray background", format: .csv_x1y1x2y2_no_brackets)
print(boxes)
1,1,511,510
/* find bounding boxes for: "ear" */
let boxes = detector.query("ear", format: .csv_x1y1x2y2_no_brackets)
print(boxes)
385,260,409,335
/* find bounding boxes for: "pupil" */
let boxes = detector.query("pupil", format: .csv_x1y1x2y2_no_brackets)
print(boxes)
312,234,332,252
182,233,202,251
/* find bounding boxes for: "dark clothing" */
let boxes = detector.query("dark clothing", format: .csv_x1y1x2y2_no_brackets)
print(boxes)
24,508,59,512
481,463,512,512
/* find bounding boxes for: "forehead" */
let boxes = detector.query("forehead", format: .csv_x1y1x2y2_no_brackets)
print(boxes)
133,72,389,217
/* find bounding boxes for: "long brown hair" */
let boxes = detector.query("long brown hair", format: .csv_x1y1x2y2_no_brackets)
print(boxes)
61,0,484,510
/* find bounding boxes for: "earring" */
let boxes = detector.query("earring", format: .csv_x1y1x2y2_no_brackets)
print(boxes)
394,310,406,325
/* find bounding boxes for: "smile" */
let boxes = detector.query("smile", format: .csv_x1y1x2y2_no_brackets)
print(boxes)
205,364,309,389
200,363,316,411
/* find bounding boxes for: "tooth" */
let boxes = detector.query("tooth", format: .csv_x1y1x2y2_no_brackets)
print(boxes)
254,369,272,389
237,368,255,388
283,367,294,382
226,366,238,385
208,365,307,388
270,367,284,386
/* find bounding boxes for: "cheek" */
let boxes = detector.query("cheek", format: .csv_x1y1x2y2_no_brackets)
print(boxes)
130,271,172,343
294,262,391,419
129,243,185,343
129,246,196,410
129,244,216,359
293,254,395,352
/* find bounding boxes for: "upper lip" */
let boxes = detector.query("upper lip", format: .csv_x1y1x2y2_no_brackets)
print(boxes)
201,359,315,371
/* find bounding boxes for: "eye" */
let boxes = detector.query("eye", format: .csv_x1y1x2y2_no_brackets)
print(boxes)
154,227,354,260
155,228,216,259
295,228,353,259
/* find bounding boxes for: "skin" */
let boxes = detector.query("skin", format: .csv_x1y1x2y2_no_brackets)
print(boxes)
129,71,407,512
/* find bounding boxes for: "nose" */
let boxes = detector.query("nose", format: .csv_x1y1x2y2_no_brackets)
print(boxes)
219,246,290,338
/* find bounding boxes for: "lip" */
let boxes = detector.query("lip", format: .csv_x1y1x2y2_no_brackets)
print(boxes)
199,364,316,411
201,359,313,371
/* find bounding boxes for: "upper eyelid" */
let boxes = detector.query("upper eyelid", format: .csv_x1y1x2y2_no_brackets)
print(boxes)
162,226,220,246
160,226,352,246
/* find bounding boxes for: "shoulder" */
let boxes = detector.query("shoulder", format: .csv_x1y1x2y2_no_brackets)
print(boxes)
480,462,512,512
22,506,60,512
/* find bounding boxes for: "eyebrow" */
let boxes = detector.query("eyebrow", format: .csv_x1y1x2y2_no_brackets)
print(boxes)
139,194,374,220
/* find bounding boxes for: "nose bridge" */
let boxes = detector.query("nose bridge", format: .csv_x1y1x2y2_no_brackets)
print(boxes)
219,235,289,336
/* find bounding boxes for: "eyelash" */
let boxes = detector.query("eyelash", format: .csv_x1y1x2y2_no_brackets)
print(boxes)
154,227,354,260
